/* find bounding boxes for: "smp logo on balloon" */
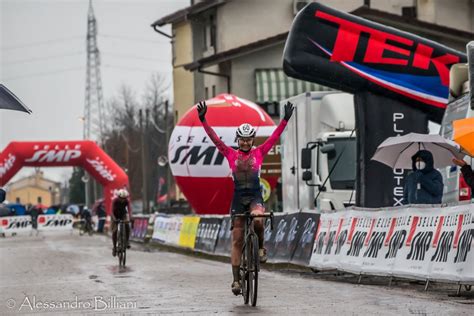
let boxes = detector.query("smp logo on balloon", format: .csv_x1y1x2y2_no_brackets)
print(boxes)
170,134,229,166
25,145,82,163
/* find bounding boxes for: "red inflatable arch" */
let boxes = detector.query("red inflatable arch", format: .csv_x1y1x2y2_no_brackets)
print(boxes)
0,141,129,215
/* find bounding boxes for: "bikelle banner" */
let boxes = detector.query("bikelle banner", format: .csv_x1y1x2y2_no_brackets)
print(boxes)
214,216,233,255
0,215,32,235
310,205,474,282
263,212,320,264
290,212,320,266
194,217,222,253
37,214,73,231
264,213,293,262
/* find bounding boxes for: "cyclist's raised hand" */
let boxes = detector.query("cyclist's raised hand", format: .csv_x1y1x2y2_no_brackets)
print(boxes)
197,100,207,122
283,101,294,121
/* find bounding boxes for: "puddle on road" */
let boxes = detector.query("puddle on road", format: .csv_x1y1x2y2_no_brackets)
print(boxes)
107,265,134,275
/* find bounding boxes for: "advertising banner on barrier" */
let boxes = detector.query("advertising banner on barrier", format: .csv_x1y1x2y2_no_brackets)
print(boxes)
152,215,170,243
131,217,149,240
290,213,320,265
262,212,320,263
214,216,232,255
178,216,200,249
310,205,474,282
37,214,73,231
195,217,222,253
152,215,183,246
0,215,32,235
264,214,291,262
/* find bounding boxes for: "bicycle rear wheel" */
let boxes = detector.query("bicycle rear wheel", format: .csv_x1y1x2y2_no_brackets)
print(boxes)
117,224,124,267
248,233,259,307
121,225,127,267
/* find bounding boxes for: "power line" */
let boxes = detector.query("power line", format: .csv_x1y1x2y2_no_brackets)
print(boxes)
102,51,169,63
1,36,84,51
2,66,84,81
3,63,167,80
2,51,167,66
0,33,166,52
3,52,85,66
99,34,169,44
103,64,162,73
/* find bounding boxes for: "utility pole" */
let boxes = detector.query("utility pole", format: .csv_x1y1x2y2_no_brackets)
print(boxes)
83,0,104,207
140,109,149,213
164,100,171,208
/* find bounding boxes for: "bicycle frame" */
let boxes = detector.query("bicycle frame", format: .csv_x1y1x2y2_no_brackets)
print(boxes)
231,211,273,306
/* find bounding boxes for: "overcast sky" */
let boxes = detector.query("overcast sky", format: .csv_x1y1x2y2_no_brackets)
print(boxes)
0,0,188,183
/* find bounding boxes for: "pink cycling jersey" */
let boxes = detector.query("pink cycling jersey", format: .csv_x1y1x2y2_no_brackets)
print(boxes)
201,119,288,192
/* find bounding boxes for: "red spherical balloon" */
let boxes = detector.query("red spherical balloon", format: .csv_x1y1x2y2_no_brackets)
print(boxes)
169,94,280,215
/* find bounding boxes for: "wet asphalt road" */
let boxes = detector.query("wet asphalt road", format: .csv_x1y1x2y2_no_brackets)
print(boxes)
0,231,472,315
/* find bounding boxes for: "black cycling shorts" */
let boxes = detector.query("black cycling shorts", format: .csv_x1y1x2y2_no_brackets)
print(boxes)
231,190,264,215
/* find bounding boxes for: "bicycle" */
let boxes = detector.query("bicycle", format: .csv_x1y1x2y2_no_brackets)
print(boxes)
79,219,94,236
116,220,127,268
232,211,274,307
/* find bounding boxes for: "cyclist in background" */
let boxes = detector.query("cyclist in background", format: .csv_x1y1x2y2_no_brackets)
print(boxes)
197,100,294,295
81,206,93,233
111,189,132,257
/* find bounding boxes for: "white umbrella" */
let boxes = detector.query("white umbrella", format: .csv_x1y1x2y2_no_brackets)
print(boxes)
371,133,465,169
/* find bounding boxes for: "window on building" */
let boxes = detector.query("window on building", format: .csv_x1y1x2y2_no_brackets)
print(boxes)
16,197,20,203
212,85,216,97
205,87,209,99
204,14,216,51
37,196,42,203
209,14,216,49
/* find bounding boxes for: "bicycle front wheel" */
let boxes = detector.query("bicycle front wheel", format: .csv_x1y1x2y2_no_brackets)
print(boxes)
241,241,249,304
247,233,259,307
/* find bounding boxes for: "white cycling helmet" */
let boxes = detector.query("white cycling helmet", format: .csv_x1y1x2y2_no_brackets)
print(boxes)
236,123,256,139
117,189,129,199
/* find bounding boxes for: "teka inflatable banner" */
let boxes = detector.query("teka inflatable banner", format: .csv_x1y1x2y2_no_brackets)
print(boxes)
169,94,281,215
0,141,129,215
283,2,466,123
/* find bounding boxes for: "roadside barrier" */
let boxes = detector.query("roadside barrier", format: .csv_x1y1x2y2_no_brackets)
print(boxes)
148,204,474,287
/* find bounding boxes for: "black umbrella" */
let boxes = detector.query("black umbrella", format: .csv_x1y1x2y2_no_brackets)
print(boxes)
0,84,32,113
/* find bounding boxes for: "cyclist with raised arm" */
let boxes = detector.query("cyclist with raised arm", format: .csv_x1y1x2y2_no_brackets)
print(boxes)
111,189,132,257
197,100,294,295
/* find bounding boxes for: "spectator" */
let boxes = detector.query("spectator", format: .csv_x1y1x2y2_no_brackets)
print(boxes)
452,158,474,192
0,188,5,203
30,205,39,229
96,201,106,233
403,150,444,205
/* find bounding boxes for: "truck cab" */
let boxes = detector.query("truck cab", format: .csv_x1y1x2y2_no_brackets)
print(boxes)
280,92,356,213
439,42,473,203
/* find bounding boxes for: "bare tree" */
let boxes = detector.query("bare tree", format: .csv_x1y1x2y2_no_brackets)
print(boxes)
100,73,173,211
